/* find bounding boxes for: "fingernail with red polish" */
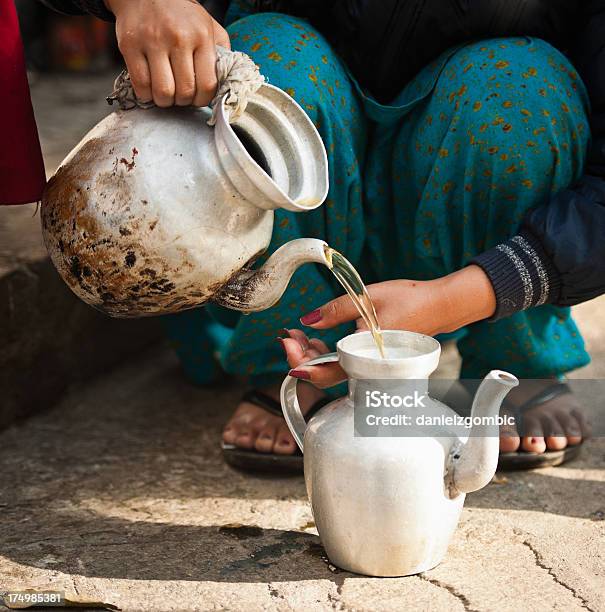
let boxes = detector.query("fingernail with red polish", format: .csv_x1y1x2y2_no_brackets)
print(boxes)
278,328,291,338
300,309,322,325
289,369,311,380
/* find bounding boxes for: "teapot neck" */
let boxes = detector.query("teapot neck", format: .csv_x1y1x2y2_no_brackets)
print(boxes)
337,333,441,382
214,84,328,213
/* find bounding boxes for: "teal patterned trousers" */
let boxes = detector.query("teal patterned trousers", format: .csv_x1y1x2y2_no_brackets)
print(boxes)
162,2,591,387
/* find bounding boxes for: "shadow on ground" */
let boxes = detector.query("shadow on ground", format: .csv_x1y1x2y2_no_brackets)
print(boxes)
0,348,603,586
1,509,348,583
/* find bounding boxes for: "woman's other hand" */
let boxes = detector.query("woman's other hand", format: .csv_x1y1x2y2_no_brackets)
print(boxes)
104,0,230,108
283,265,497,388
281,329,347,389
301,265,496,337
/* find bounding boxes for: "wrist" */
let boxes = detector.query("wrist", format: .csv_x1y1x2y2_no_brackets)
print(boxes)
437,265,496,332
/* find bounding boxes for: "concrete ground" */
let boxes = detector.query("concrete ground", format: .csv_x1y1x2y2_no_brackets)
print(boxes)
0,72,160,428
0,72,603,611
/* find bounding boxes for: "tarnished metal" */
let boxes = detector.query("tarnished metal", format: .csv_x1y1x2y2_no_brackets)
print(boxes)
215,238,328,312
41,84,329,318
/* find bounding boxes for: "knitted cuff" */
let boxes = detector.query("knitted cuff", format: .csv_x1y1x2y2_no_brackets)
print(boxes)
470,230,562,321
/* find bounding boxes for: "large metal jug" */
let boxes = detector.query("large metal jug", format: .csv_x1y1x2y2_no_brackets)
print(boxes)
41,83,329,317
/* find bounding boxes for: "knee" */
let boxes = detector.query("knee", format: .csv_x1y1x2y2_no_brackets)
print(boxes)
434,38,590,190
228,13,325,88
228,13,352,126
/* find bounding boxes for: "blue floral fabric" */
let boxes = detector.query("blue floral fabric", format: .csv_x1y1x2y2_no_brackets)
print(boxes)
162,1,591,387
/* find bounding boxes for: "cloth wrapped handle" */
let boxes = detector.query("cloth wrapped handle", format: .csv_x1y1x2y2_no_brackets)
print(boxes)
106,46,265,125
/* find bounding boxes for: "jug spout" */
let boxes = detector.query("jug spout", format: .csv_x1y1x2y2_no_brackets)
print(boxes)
213,238,329,312
449,371,518,495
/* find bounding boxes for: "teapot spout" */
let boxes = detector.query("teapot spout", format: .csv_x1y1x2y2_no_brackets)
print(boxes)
213,238,329,312
449,371,519,495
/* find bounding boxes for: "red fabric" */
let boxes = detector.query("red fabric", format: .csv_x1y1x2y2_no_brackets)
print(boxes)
0,0,46,205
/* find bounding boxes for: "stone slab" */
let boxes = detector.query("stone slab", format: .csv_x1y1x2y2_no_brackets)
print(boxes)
0,348,602,611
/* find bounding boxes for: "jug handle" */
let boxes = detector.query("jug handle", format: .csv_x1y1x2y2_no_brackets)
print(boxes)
280,353,340,452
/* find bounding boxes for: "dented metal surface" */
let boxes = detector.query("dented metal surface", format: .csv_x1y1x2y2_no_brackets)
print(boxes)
41,84,329,318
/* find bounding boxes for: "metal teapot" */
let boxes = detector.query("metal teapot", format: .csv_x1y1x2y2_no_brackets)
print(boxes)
280,330,518,577
41,82,329,317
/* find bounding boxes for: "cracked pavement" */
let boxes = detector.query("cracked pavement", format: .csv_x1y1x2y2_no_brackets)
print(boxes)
0,71,603,612
0,347,603,611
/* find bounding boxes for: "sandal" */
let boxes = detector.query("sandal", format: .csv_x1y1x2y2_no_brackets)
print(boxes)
221,389,331,474
498,381,584,471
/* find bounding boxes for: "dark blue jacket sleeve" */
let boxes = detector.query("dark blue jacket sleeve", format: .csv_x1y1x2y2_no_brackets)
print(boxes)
473,1,605,318
525,178,605,307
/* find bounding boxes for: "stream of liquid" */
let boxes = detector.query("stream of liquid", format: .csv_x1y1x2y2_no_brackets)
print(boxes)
324,246,385,358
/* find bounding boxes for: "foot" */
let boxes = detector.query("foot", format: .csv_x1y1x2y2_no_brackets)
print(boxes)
499,379,588,454
222,382,326,455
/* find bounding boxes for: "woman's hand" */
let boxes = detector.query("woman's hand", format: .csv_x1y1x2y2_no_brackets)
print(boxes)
104,0,230,108
281,329,348,389
282,265,497,387
302,265,496,336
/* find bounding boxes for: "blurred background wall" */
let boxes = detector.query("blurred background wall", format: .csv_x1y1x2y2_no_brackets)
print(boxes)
16,0,119,74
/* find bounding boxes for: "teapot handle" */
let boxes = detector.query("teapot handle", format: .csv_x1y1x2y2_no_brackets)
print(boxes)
280,353,340,452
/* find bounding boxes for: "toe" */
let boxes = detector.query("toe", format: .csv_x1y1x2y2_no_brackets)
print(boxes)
521,436,547,453
274,423,297,455
500,434,521,453
562,413,583,446
541,413,568,451
545,436,568,450
572,408,591,439
254,424,278,454
520,416,547,453
235,429,256,449
222,424,238,445
274,437,297,455
500,418,520,452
